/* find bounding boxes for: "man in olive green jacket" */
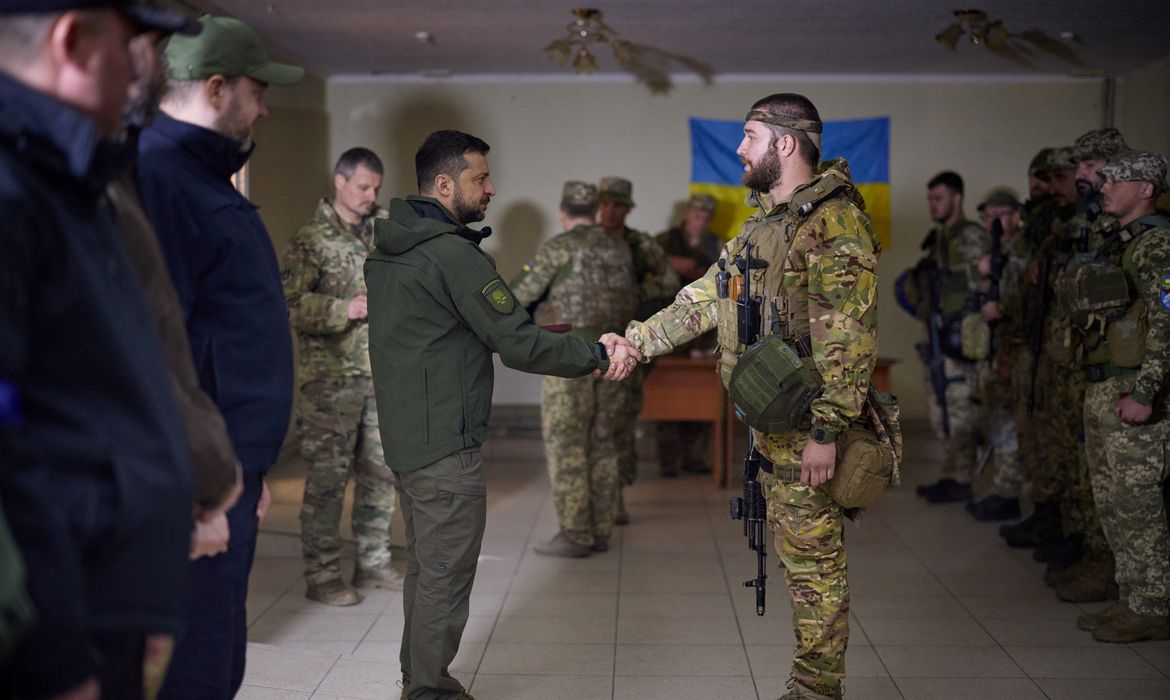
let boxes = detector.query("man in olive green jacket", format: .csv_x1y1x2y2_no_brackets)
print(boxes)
364,130,639,700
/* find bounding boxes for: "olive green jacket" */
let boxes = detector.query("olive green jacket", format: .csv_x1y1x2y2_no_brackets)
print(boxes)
365,196,610,471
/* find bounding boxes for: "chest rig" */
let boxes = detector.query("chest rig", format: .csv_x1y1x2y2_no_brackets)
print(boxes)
716,172,851,434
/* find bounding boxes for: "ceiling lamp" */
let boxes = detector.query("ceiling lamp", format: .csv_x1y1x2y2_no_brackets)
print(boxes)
544,8,632,75
936,9,1009,50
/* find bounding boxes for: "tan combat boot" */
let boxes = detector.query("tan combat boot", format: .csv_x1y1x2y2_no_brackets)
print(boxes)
1076,601,1127,631
1091,608,1170,643
777,677,842,700
1055,557,1118,603
354,563,405,590
534,531,591,558
305,578,363,606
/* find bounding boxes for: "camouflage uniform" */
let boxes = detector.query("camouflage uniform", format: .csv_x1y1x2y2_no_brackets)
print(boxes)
511,221,637,548
1082,152,1170,620
627,158,879,696
283,199,396,585
927,218,990,483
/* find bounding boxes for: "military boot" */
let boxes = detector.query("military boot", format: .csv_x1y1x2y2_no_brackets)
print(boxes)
999,500,1057,539
1091,608,1170,643
1045,554,1092,588
533,531,591,558
1076,601,1127,631
966,495,1020,521
1034,533,1082,566
1055,557,1118,603
306,579,363,607
777,677,841,700
1005,502,1062,548
354,563,405,590
591,535,609,553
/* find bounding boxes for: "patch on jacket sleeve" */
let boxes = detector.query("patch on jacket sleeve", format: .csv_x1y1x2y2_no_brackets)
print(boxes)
481,278,515,314
1160,274,1170,311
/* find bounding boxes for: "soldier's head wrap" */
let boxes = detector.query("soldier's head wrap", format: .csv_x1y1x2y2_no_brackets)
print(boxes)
1098,149,1168,193
746,109,823,151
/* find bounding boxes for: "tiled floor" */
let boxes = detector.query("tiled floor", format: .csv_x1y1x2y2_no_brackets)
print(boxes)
238,425,1170,699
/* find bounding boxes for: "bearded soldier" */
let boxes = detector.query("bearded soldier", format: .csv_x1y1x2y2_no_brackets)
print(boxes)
624,93,879,700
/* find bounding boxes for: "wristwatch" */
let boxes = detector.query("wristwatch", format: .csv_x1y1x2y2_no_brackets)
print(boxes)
810,422,838,445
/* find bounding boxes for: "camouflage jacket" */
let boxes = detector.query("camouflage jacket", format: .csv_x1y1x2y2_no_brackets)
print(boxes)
510,224,637,340
282,198,379,382
934,217,990,293
993,228,1034,346
626,159,879,461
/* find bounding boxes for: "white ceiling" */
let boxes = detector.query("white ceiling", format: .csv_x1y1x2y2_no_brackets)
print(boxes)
186,1,1170,80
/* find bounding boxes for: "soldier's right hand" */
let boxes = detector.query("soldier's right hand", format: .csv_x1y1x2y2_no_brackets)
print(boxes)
348,294,368,320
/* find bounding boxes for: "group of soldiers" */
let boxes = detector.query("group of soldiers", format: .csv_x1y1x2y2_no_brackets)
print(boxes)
906,128,1170,643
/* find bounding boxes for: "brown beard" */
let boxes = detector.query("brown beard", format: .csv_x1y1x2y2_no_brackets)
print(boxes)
742,147,782,193
452,183,486,224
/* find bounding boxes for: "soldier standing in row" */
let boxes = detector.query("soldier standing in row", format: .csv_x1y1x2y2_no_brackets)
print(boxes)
597,177,678,521
655,193,721,476
916,171,990,504
283,148,403,606
512,182,637,557
625,92,879,700
1073,150,1170,643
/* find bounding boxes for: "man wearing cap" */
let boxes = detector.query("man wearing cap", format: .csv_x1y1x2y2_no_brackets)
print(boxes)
0,2,203,697
1038,129,1127,602
625,93,879,700
511,181,637,557
654,193,721,476
135,15,303,699
915,171,990,505
1074,149,1170,642
965,190,1026,522
598,177,679,518
283,147,404,606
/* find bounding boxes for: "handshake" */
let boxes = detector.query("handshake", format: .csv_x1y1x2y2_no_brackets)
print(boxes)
594,332,643,381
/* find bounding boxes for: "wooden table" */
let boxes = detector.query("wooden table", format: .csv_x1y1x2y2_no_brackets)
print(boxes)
639,356,897,488
638,355,735,487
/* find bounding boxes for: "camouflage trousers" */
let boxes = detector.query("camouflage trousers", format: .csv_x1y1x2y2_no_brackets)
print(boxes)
1009,347,1047,500
614,365,645,486
926,356,978,483
657,421,710,475
297,376,397,584
761,440,848,696
1084,377,1170,617
542,374,624,548
978,357,1023,497
1036,365,1104,547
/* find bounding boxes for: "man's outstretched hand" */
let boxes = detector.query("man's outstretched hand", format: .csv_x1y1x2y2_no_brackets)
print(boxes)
595,332,643,381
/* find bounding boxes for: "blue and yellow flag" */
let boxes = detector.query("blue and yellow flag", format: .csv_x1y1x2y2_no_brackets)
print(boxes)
689,116,891,249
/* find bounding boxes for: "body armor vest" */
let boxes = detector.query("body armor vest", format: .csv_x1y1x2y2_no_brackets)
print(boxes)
547,227,637,336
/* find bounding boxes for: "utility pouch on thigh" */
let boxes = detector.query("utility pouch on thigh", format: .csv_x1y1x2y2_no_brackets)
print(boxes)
823,386,901,509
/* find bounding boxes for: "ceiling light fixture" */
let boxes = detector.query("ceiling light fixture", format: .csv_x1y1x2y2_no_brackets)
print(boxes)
936,9,1009,50
543,8,632,75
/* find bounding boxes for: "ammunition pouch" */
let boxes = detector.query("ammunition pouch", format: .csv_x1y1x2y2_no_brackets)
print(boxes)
728,335,821,435
938,313,967,362
1105,301,1147,368
1058,261,1130,333
960,312,991,361
823,386,902,509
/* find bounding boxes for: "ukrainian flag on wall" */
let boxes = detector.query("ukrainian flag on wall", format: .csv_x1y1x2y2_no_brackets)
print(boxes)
689,116,891,249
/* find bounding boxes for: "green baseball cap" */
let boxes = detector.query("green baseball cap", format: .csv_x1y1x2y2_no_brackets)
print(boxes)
165,16,304,86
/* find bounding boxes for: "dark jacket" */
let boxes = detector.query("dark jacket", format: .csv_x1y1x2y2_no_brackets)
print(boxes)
0,75,193,695
365,196,609,472
138,114,293,474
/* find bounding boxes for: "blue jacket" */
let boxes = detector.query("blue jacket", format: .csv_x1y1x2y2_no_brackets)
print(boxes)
0,75,193,695
138,114,293,474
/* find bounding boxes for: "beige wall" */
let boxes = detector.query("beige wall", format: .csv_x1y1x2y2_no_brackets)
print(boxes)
325,76,1107,418
1117,59,1170,156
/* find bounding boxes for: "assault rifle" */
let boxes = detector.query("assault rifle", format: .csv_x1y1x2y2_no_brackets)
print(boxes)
1026,243,1052,417
727,243,769,616
920,257,954,436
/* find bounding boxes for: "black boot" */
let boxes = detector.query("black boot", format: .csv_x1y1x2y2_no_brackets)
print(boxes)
966,495,1021,521
1004,501,1062,548
923,480,972,503
1036,533,1083,567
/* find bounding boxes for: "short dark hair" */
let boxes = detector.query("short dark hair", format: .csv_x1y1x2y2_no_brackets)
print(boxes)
334,147,383,178
750,93,821,168
561,202,597,219
928,171,964,196
415,130,491,193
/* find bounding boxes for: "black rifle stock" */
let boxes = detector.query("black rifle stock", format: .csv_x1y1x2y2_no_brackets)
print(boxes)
923,259,953,437
727,242,768,616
